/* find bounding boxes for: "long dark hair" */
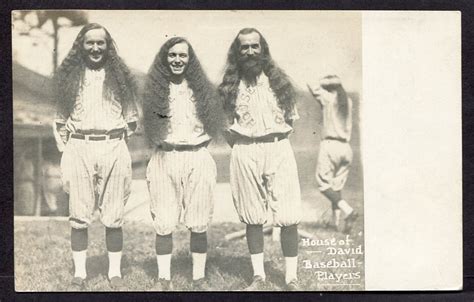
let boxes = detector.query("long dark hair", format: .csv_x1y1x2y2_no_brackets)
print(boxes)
143,37,223,141
218,28,296,122
53,23,137,117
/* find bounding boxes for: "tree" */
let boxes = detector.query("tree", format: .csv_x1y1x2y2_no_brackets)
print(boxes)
12,10,88,71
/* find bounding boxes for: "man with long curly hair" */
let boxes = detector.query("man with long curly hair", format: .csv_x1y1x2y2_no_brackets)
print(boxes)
53,23,138,291
218,28,302,291
143,37,223,291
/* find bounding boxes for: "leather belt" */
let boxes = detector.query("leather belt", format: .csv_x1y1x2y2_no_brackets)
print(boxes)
70,129,125,141
235,133,288,144
158,141,210,152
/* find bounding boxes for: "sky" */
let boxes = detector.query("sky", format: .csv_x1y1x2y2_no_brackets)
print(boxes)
12,10,361,92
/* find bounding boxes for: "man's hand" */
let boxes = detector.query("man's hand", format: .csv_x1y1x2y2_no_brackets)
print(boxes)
56,123,69,145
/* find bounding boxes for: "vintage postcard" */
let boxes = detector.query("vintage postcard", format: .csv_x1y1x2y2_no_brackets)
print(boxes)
11,10,461,292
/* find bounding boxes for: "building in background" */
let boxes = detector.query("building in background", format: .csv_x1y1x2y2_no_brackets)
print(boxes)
12,62,154,216
13,62,63,216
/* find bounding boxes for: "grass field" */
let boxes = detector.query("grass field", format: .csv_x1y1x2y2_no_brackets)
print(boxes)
14,218,364,292
14,92,365,292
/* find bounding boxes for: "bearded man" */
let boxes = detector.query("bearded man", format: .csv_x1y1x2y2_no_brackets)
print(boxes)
218,28,302,291
143,37,223,291
53,23,138,291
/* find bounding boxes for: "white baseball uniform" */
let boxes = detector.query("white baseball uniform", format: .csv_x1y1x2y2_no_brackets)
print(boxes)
146,80,216,235
316,95,353,192
229,74,302,226
56,68,138,229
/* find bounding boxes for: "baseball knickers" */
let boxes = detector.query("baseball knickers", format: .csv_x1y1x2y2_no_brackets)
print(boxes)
146,147,217,236
230,138,302,226
316,139,353,192
60,138,132,229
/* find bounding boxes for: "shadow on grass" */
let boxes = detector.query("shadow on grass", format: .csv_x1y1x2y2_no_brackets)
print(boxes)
86,254,108,279
140,255,157,279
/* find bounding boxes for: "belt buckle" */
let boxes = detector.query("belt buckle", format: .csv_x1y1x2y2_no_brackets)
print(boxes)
84,134,90,143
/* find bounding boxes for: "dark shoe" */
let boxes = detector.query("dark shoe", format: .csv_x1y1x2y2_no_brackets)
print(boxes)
67,277,85,291
343,210,359,234
286,279,300,291
109,276,128,291
192,278,209,291
244,275,266,291
151,278,173,291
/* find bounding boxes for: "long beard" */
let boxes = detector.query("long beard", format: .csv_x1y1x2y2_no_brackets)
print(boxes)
238,54,265,86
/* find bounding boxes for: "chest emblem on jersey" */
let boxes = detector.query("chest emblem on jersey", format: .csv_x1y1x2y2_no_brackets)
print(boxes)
272,109,285,124
246,86,256,94
108,99,122,118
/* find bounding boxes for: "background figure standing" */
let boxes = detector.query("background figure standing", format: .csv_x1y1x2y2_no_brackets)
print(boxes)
143,37,223,291
53,23,138,291
218,28,302,291
308,75,358,233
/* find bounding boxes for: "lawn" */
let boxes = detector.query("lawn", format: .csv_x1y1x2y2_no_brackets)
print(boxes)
14,93,365,292
14,218,364,292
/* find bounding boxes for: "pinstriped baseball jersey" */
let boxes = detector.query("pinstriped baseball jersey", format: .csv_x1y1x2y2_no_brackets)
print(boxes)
321,95,352,142
146,80,216,235
229,74,302,226
229,74,299,138
57,67,137,229
54,68,139,132
164,80,211,146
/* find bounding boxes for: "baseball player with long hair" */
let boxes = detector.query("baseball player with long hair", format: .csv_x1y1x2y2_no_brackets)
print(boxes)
307,75,358,233
218,28,302,291
53,23,138,291
143,37,223,291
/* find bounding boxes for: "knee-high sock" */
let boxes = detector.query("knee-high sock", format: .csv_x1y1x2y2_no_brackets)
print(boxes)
71,228,88,279
191,232,207,280
246,224,265,279
281,225,298,283
106,227,123,279
156,234,173,280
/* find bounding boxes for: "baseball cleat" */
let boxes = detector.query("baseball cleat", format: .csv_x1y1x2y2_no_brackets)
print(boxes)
151,278,173,291
244,275,266,291
109,276,128,291
343,210,359,234
192,278,209,291
67,277,86,291
286,279,300,291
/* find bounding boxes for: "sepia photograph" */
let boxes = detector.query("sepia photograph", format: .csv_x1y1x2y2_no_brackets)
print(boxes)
12,9,364,292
